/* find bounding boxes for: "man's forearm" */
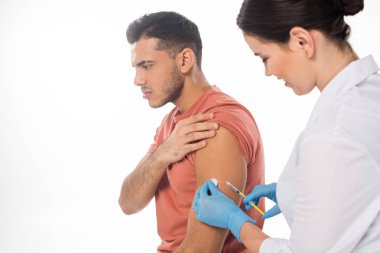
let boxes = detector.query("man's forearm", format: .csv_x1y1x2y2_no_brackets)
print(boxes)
174,210,228,253
119,149,170,215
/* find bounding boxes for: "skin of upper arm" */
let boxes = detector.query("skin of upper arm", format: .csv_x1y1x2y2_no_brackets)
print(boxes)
176,126,247,253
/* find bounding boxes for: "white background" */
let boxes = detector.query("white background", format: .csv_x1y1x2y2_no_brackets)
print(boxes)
1,0,379,252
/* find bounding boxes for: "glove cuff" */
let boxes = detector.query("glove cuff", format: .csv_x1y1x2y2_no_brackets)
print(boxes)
229,207,256,242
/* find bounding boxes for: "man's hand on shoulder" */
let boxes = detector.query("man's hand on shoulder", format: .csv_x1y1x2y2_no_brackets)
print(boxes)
156,113,219,164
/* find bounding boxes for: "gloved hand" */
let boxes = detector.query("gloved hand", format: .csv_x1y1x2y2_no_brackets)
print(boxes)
193,180,256,241
244,183,281,219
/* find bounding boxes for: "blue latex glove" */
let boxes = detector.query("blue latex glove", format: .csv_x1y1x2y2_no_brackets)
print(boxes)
193,180,256,241
244,183,281,219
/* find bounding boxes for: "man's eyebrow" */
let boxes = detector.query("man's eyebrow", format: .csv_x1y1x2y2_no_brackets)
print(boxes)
254,53,261,56
133,60,154,67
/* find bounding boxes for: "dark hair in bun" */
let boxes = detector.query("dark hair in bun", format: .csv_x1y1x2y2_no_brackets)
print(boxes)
237,0,364,44
333,0,364,16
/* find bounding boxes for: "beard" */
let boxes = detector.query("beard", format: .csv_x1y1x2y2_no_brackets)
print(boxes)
156,64,185,107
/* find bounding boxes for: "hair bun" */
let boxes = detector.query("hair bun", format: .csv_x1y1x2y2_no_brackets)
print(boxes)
334,0,364,16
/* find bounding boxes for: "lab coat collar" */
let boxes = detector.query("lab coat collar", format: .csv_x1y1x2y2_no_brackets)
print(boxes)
307,55,379,125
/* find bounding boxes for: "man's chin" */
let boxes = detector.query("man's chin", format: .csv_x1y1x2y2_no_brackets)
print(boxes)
148,103,160,109
148,100,167,109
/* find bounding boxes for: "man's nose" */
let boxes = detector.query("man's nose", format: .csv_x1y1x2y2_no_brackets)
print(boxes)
134,72,147,86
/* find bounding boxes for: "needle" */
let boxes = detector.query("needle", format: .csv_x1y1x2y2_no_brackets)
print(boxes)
226,181,264,216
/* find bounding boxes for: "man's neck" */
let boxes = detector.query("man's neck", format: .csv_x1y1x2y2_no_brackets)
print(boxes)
175,72,210,113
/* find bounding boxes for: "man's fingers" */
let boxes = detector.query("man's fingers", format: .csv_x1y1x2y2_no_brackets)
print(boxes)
165,114,218,162
184,140,208,153
185,129,216,143
181,122,219,136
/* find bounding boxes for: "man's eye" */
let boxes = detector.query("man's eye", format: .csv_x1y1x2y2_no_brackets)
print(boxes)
262,58,268,63
143,64,152,69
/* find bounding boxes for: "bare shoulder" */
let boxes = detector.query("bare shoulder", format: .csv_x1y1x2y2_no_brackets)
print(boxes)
195,126,247,201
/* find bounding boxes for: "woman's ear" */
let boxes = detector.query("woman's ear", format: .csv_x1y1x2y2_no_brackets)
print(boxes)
176,48,195,74
288,27,315,58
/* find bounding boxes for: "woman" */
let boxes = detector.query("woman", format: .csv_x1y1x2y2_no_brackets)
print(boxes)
192,0,380,252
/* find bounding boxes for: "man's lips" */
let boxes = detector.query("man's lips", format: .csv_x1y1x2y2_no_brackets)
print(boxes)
142,90,152,99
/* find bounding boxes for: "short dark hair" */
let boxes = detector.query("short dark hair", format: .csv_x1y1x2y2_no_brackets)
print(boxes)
237,0,364,45
127,11,203,68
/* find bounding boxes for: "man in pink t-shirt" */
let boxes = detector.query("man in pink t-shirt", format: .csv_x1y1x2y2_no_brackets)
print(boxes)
119,11,264,253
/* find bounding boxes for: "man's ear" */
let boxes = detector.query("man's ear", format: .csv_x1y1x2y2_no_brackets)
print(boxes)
176,48,196,74
288,27,315,58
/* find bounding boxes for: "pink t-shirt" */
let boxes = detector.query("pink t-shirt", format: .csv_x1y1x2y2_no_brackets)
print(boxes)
149,86,265,253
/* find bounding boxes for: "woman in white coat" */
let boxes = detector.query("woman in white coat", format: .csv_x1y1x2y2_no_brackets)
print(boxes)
193,0,380,252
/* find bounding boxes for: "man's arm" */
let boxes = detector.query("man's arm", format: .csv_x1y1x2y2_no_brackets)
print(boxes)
175,126,248,253
119,113,218,215
119,151,170,215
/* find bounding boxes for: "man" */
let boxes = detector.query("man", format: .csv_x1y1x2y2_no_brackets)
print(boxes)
119,11,264,253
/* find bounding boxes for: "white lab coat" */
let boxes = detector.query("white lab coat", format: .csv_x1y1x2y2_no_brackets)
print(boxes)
260,55,380,253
